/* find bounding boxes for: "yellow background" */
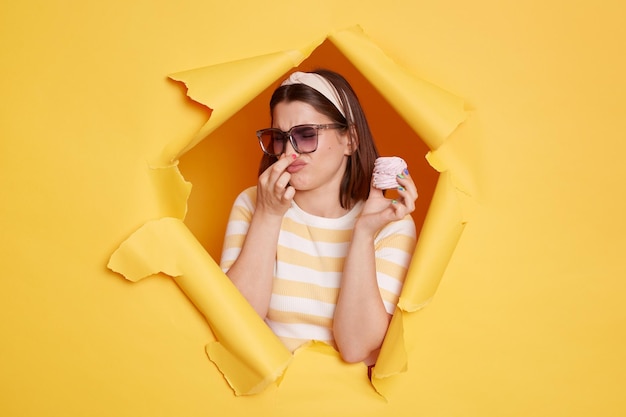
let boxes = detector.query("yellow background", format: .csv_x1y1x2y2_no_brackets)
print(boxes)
2,1,625,416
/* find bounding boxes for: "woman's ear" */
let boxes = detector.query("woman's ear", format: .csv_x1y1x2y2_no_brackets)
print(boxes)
346,124,359,155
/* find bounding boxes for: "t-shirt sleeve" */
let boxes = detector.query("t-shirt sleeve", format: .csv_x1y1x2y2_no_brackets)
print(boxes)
219,186,257,272
373,214,417,314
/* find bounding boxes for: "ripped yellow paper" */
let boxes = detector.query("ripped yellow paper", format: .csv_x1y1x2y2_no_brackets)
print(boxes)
166,43,322,161
329,27,467,149
108,217,292,395
372,171,466,391
108,25,471,397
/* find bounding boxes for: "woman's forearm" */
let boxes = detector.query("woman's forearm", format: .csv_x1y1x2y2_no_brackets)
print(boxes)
333,227,390,363
226,211,283,318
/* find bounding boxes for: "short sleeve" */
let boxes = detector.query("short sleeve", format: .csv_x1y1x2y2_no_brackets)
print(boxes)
219,186,257,272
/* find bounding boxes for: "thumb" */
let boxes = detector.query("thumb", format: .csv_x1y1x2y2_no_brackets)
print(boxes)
369,182,385,198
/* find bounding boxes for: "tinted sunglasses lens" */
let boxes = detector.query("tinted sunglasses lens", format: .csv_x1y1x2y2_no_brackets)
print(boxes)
259,130,284,156
291,126,318,153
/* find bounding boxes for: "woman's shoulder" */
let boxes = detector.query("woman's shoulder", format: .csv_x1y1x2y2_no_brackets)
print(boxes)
232,186,258,208
240,185,257,199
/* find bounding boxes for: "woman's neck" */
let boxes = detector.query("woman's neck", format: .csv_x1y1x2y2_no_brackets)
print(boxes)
293,190,351,218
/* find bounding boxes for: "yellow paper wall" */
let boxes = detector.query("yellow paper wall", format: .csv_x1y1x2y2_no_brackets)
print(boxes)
2,1,625,416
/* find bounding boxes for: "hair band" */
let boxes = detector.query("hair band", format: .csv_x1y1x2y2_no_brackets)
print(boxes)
280,71,347,118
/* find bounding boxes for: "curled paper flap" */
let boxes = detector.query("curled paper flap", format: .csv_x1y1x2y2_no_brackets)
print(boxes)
108,217,292,395
399,171,467,312
167,40,323,161
329,26,468,149
146,162,192,220
372,171,466,394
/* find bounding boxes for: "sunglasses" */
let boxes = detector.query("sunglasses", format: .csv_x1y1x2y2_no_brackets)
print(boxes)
256,123,347,157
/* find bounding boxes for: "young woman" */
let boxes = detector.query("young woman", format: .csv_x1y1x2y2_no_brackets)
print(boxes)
220,69,417,365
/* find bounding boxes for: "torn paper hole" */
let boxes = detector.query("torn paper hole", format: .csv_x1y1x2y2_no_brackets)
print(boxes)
108,25,472,397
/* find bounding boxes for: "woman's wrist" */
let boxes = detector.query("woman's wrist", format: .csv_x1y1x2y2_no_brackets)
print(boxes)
352,220,377,242
252,207,286,225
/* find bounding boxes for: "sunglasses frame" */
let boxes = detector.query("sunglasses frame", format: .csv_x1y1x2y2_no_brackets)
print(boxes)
256,123,347,157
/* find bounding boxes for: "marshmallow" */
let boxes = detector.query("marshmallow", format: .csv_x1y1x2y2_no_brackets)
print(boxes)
372,156,407,190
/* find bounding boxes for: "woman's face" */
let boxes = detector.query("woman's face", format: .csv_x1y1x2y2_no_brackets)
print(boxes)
272,100,352,195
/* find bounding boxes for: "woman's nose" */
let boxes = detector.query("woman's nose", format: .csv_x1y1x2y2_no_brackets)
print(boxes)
284,138,299,157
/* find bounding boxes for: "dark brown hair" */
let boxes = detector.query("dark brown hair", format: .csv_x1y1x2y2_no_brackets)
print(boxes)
258,69,379,209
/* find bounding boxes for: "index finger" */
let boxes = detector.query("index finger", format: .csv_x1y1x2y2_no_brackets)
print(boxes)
264,154,297,179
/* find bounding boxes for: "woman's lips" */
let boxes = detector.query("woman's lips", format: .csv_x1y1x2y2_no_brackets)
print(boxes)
286,161,305,174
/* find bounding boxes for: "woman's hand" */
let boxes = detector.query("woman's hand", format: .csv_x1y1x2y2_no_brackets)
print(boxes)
256,154,297,217
356,169,418,234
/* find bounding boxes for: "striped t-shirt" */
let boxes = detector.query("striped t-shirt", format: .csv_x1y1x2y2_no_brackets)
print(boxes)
220,186,417,352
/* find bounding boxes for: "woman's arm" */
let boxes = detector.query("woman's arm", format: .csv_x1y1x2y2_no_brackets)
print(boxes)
222,154,297,318
333,226,391,363
225,209,283,317
333,171,417,364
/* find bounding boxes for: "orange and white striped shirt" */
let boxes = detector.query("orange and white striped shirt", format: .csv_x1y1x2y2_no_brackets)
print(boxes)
220,186,416,352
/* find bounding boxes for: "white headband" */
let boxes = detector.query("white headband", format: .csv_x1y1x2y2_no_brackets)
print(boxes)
280,71,347,118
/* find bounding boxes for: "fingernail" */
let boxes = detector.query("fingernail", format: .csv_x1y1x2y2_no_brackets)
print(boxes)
391,199,398,204
397,186,405,191
292,154,297,160
403,168,409,175
397,173,405,179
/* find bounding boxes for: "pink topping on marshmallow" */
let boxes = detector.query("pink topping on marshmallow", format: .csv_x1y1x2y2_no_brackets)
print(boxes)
372,156,407,190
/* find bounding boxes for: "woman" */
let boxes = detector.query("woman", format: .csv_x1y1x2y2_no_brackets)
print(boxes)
220,69,418,365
